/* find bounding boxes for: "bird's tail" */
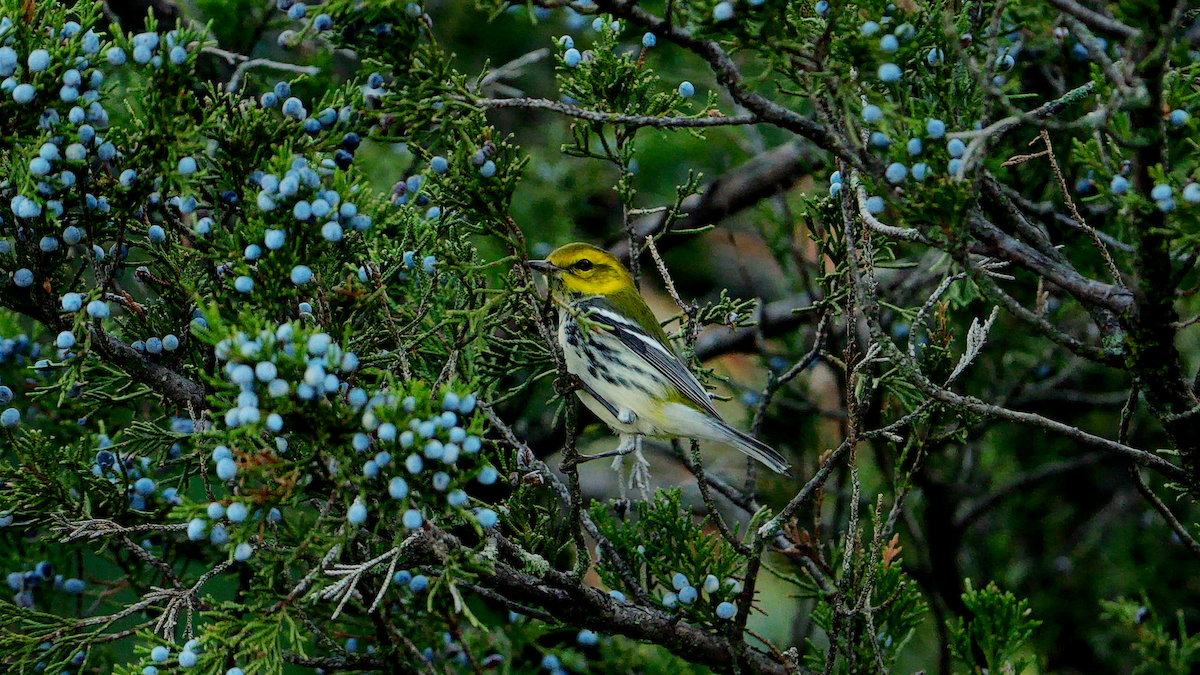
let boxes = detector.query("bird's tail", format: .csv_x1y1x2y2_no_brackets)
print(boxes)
714,423,792,476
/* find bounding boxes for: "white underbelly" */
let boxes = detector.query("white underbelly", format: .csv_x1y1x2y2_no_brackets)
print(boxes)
559,316,669,436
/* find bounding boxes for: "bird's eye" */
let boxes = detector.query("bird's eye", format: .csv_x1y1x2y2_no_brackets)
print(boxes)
574,259,594,272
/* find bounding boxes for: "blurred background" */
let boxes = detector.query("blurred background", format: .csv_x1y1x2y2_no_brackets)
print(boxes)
77,1,1200,672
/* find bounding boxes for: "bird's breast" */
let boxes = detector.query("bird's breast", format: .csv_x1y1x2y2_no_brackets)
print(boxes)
558,312,670,435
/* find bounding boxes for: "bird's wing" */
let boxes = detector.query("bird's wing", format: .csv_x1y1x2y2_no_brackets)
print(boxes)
581,300,723,419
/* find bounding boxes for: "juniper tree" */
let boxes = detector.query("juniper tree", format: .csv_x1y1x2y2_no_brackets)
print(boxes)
0,0,1198,674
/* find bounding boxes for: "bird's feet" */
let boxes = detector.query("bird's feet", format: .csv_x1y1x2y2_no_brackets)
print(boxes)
575,433,637,463
609,437,637,501
628,437,652,501
609,436,651,501
553,373,583,396
562,433,638,471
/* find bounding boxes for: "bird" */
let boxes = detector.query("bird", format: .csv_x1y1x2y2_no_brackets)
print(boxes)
527,242,792,475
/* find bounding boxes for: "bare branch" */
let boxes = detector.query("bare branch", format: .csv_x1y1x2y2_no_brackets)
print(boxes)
850,172,928,243
957,253,1123,366
610,139,822,261
201,46,322,94
1042,0,1141,39
1129,464,1200,562
475,47,551,91
994,180,1133,253
694,295,819,360
474,97,759,128
52,517,188,542
756,438,855,540
841,180,1186,483
968,213,1133,315
956,81,1096,176
87,324,208,412
591,0,848,161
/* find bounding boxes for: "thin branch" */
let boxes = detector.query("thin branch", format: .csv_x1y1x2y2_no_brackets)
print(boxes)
1121,388,1200,562
953,244,1123,366
850,173,928,243
201,45,322,94
52,517,188,542
756,438,855,539
475,47,551,91
956,81,1096,175
1007,130,1124,287
695,295,819,360
1042,0,1141,39
473,97,759,128
591,0,848,161
885,342,1180,478
908,273,966,361
841,190,1185,484
1129,464,1200,562
1059,17,1132,93
679,440,752,555
481,403,646,601
282,654,390,672
954,454,1107,528
610,139,821,262
995,181,1133,253
968,213,1133,315
456,581,556,622
751,313,830,436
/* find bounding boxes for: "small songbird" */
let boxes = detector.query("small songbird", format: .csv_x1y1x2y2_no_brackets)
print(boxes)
527,242,792,475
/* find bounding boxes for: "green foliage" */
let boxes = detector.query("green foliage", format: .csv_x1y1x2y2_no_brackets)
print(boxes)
500,480,573,568
798,521,928,673
590,489,747,626
0,0,1198,672
948,580,1041,675
0,603,82,675
1101,598,1200,675
557,18,685,124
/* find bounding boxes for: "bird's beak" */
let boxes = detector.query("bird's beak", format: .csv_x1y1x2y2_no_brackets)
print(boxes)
526,259,559,274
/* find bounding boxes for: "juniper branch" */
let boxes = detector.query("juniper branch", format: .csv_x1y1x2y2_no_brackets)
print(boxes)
474,97,759,128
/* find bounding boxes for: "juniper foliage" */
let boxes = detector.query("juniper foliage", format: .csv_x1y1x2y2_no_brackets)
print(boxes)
0,0,1198,674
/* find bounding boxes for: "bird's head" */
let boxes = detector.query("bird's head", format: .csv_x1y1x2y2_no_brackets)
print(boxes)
527,243,634,298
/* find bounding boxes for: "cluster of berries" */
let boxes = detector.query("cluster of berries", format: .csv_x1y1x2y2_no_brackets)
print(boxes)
140,639,206,671
2,17,106,112
106,29,192,70
213,324,359,427
0,333,35,427
0,332,36,369
555,28,697,103
6,560,86,610
92,437,183,511
660,572,742,620
247,154,368,246
351,390,498,530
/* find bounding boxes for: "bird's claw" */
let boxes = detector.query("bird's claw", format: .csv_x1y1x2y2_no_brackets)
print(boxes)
570,434,639,464
554,373,583,396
